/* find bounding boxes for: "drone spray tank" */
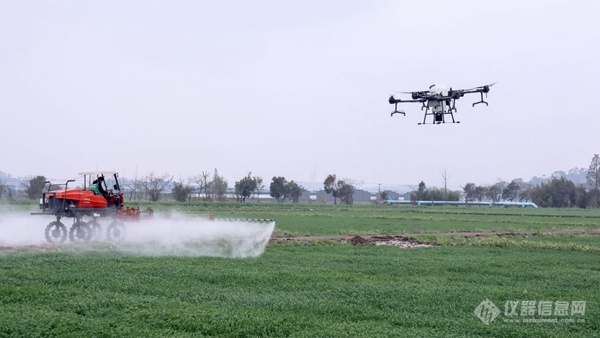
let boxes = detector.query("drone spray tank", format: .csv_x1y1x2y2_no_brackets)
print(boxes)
426,84,450,124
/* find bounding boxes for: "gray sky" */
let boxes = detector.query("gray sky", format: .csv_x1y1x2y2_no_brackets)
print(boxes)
1,0,599,190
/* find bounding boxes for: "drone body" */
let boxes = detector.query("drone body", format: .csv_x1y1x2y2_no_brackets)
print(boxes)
389,83,495,125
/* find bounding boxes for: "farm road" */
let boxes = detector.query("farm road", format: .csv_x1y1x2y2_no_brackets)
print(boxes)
269,228,600,245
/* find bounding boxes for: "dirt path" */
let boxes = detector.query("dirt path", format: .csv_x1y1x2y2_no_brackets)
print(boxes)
269,228,600,245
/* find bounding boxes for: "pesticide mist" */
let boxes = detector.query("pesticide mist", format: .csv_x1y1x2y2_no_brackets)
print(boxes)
0,212,275,258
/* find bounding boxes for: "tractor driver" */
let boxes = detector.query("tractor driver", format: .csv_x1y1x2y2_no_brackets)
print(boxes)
93,176,111,205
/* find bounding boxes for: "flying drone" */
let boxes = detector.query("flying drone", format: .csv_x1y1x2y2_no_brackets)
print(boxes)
388,83,495,125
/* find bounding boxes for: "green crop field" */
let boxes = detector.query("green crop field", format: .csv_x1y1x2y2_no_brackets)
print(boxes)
1,202,599,337
141,201,600,236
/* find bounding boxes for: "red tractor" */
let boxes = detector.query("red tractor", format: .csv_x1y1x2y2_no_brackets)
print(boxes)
31,171,153,243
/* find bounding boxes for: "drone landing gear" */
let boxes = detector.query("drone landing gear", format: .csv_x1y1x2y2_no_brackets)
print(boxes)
472,91,489,107
390,102,406,116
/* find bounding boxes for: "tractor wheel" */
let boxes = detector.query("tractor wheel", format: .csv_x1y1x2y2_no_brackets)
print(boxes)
88,220,103,241
106,221,126,241
45,221,67,243
69,221,92,242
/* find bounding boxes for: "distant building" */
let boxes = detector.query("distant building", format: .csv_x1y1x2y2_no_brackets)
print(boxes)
296,188,408,204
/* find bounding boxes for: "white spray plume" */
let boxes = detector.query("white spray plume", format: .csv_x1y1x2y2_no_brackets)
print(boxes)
0,211,275,258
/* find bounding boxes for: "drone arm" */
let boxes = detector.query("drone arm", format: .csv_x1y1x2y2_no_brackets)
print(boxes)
460,89,481,95
388,96,427,117
388,96,426,104
454,87,491,107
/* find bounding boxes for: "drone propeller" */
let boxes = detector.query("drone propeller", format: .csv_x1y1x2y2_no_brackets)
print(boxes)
463,82,497,91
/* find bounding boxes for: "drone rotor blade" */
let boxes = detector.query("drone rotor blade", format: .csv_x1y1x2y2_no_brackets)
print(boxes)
481,82,497,89
462,82,497,91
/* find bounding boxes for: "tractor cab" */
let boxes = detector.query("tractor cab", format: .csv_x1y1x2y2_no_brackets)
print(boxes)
39,171,124,211
79,171,124,208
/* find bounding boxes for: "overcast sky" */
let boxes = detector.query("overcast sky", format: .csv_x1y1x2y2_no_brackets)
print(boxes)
1,0,599,190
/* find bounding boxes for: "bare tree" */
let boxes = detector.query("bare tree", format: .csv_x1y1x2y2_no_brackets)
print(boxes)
142,173,173,202
192,171,211,201
136,175,149,200
124,178,135,200
441,168,450,202
124,177,143,200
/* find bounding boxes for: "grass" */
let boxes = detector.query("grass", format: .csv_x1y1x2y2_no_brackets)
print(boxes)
1,201,599,336
1,244,599,337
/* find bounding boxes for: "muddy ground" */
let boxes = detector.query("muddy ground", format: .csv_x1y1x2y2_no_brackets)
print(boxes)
269,228,600,248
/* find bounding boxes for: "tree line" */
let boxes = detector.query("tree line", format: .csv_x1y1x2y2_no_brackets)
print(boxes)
458,154,600,208
400,154,600,208
4,154,600,208
5,169,359,205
